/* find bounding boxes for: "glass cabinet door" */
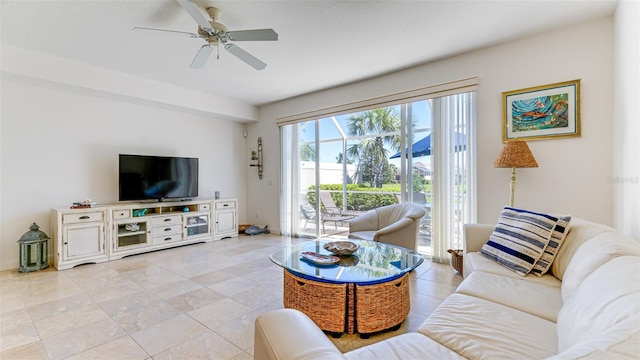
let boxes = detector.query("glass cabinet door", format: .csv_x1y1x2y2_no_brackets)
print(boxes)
115,220,150,251
185,213,210,238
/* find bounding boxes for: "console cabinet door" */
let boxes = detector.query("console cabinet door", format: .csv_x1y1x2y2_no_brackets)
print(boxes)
185,212,211,240
215,210,236,237
62,223,106,261
113,219,151,252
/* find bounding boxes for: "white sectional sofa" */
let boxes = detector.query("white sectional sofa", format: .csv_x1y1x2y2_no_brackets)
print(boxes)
254,216,640,359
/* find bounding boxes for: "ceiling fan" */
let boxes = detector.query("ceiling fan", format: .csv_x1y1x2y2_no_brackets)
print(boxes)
133,0,278,70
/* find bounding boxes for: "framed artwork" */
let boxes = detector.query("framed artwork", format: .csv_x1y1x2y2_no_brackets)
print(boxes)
503,79,581,141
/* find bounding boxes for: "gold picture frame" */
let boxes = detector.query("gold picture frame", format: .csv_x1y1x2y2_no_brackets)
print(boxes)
503,79,581,142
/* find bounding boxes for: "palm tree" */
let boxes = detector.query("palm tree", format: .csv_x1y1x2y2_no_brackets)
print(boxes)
346,107,400,188
335,152,353,164
299,143,316,161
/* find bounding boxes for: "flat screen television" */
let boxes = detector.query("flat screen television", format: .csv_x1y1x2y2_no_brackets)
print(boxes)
119,154,198,201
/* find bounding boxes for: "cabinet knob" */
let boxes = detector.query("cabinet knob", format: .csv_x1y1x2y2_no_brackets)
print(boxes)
164,218,171,222
79,215,90,220
164,228,171,232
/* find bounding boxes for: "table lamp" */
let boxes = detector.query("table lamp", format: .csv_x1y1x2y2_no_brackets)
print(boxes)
494,139,538,207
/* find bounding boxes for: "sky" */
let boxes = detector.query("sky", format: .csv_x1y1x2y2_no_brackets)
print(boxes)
297,100,434,168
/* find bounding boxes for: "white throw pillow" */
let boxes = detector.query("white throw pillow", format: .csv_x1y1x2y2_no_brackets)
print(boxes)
480,207,558,276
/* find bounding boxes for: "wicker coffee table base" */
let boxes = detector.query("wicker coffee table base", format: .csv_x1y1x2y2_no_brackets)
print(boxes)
283,270,410,335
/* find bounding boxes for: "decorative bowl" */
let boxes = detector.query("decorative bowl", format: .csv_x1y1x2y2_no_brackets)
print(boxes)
323,241,359,256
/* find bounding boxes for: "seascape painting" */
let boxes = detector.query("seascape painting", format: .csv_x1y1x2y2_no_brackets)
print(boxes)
503,80,581,141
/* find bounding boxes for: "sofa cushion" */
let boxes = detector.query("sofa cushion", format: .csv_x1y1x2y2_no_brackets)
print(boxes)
418,293,557,359
550,217,614,280
557,256,640,352
455,271,563,322
480,207,558,276
344,333,465,360
548,316,640,360
463,252,562,287
531,216,571,277
560,232,640,303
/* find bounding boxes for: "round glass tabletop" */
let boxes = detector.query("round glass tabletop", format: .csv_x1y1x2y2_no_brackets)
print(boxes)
269,239,424,285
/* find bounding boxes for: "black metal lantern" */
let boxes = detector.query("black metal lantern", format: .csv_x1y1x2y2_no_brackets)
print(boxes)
18,223,49,273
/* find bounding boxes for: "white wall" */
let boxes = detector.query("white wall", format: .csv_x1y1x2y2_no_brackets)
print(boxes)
251,17,615,233
2,46,259,122
613,0,640,239
0,78,250,271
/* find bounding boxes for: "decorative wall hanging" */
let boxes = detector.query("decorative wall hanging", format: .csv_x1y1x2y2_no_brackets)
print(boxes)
503,79,581,141
250,137,263,179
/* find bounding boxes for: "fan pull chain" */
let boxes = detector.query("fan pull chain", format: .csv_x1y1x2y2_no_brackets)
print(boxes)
217,44,220,60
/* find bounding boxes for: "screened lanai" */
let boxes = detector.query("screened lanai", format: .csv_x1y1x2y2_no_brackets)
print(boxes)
279,79,477,263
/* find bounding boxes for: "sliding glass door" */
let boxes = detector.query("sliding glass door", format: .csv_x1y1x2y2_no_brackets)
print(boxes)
280,91,476,262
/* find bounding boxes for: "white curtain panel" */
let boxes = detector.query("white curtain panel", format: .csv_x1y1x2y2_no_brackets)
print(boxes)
432,92,476,263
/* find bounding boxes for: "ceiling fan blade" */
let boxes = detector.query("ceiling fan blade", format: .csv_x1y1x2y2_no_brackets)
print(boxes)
176,0,215,34
224,43,266,70
227,29,278,41
190,45,214,69
132,27,204,39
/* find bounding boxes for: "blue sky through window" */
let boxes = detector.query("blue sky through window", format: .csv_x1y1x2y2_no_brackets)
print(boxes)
299,101,433,165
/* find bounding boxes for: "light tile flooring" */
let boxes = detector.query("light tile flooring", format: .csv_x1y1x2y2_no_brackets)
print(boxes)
1,234,462,359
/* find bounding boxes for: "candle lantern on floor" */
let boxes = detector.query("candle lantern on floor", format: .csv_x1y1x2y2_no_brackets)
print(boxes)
17,223,49,273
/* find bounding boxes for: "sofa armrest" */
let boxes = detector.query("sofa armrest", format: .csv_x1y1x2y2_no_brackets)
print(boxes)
463,223,494,254
254,309,346,360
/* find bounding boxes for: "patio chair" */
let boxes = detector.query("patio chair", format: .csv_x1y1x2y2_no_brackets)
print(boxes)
411,192,432,235
300,204,317,228
300,204,352,233
319,192,362,218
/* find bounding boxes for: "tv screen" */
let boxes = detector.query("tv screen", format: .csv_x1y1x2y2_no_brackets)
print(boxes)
119,154,198,201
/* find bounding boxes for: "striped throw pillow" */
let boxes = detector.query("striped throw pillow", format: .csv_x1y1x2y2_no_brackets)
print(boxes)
531,216,572,277
480,207,558,276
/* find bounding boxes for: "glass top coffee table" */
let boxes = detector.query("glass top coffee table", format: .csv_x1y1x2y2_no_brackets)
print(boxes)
270,239,424,336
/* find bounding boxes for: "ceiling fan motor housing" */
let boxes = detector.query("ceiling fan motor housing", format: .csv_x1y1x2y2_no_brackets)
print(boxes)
197,7,227,44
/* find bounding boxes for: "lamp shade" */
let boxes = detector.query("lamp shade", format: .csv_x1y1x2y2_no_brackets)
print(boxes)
494,140,538,168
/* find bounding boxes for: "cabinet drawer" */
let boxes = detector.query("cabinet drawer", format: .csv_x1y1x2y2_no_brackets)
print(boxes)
198,203,211,211
63,211,103,224
153,234,182,244
215,201,236,210
152,224,182,237
151,215,182,227
112,210,130,220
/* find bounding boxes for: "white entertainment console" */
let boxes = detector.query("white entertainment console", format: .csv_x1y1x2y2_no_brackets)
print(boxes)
51,198,238,270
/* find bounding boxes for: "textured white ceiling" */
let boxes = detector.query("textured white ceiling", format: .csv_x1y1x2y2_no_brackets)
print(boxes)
1,0,617,106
